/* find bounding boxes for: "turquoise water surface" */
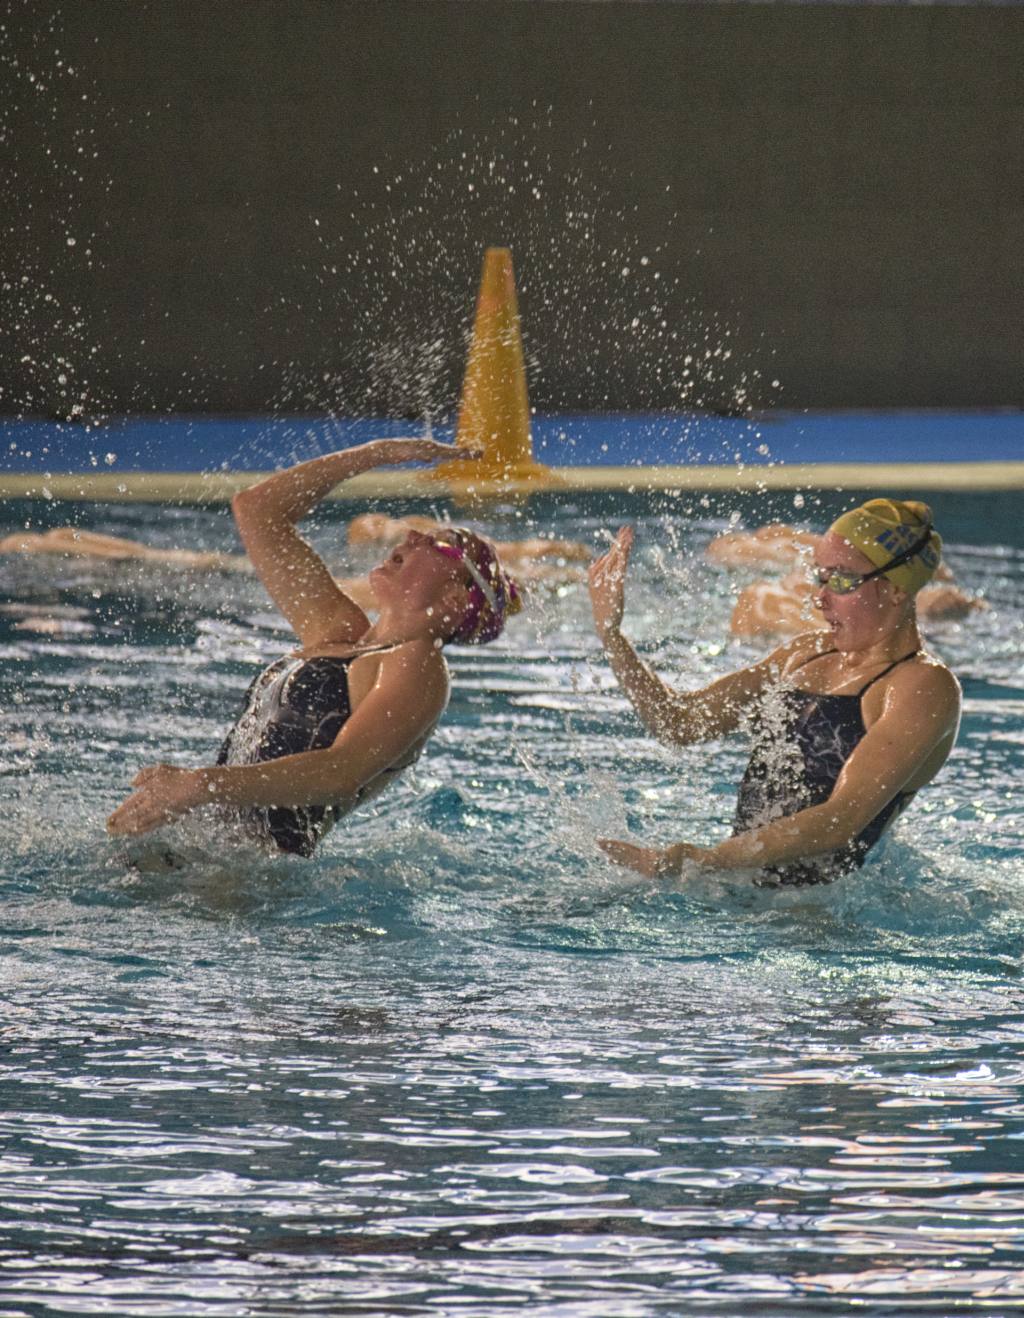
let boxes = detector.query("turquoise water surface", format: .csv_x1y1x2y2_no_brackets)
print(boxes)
2,486,1024,1315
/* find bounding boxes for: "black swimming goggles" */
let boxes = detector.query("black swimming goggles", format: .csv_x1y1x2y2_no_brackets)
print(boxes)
813,522,934,596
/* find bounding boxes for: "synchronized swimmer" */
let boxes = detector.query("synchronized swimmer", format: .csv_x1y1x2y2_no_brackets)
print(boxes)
7,465,963,885
592,499,962,887
105,437,521,852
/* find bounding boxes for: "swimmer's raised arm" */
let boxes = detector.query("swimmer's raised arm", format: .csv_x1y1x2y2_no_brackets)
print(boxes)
232,437,474,650
589,526,812,745
107,638,449,836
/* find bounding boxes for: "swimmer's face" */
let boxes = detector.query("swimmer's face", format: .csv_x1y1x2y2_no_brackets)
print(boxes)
812,531,908,649
368,529,471,622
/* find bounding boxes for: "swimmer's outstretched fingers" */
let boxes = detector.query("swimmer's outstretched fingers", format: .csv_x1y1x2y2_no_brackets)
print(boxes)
108,764,202,836
588,525,634,642
590,525,634,581
598,837,707,880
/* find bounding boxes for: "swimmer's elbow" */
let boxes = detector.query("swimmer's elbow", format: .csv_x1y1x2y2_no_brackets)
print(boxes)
319,739,418,802
231,486,262,523
231,488,256,532
231,485,284,543
811,804,869,853
664,698,735,747
646,707,696,748
313,749,369,802
653,723,714,750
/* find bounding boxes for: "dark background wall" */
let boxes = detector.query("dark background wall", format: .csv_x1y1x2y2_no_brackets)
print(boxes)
2,0,1021,417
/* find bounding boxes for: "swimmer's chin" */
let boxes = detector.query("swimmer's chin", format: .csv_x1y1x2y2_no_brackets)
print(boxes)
366,565,389,605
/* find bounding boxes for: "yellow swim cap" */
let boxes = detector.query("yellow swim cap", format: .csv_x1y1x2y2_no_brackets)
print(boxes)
829,498,942,595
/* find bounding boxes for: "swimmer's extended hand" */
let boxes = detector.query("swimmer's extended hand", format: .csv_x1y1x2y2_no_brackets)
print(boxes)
107,764,205,837
598,837,709,879
588,526,634,641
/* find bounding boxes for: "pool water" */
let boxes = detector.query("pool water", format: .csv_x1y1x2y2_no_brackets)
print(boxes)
2,488,1024,1315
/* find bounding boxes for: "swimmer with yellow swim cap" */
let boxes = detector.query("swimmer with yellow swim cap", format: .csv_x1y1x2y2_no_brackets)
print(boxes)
590,498,962,887
716,505,983,639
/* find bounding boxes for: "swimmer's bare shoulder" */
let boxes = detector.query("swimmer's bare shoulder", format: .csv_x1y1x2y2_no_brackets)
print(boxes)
343,634,451,724
372,634,449,681
868,650,961,727
848,651,962,796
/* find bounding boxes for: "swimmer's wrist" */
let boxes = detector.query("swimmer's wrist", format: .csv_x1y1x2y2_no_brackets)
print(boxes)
190,767,220,806
660,842,713,876
342,441,391,472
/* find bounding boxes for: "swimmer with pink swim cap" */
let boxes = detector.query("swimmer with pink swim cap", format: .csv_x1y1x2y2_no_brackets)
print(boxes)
427,526,522,644
107,437,522,854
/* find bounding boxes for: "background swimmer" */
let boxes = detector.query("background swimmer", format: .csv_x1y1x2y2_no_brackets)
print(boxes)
705,522,820,568
348,513,589,565
706,521,983,639
106,438,521,852
0,526,245,572
591,499,962,887
2,518,585,599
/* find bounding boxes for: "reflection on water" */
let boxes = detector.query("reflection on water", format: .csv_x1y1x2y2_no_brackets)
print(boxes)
1,490,1023,1313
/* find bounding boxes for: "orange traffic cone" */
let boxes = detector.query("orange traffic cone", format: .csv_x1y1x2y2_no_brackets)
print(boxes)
429,247,560,497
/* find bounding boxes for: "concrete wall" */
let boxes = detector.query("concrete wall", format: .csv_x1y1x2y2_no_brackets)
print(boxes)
2,1,1022,415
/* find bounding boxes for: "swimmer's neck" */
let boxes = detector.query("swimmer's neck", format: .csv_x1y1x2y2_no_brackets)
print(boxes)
831,617,923,669
358,608,443,650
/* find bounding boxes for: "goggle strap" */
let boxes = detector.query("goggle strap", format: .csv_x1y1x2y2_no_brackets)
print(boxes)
861,522,934,584
458,546,499,613
431,528,501,614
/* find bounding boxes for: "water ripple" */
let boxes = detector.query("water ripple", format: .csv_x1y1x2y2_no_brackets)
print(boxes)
2,493,1023,1312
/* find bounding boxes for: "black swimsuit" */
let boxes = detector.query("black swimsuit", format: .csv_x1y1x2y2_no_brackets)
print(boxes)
733,649,922,887
217,646,417,856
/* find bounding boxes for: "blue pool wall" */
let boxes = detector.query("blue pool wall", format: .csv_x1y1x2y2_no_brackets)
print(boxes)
3,411,1023,477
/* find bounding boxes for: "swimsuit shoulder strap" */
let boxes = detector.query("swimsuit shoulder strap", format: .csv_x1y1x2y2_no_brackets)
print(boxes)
310,641,405,664
856,650,923,698
352,641,404,657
